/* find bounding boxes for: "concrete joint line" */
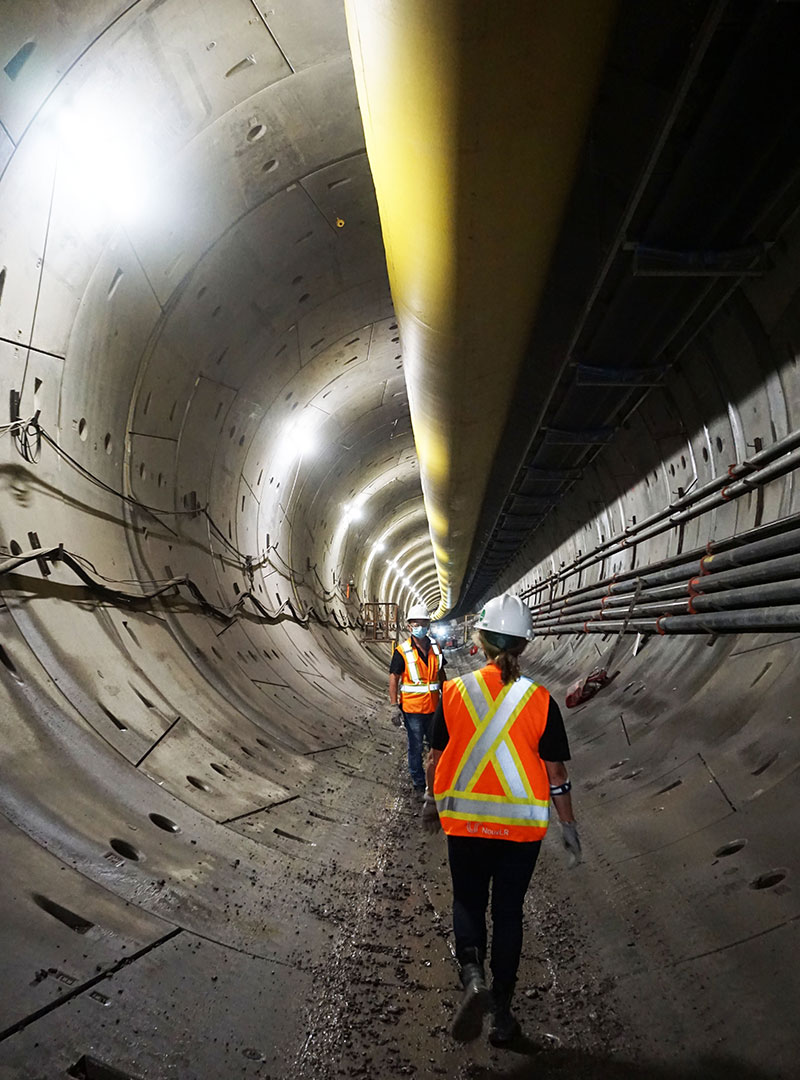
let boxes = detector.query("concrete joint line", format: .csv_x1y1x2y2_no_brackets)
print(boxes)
697,752,737,813
670,913,800,969
0,928,182,1044
219,793,300,824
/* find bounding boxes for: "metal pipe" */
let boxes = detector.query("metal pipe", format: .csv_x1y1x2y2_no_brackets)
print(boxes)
522,431,800,602
345,0,617,615
527,508,800,615
601,582,689,607
532,618,659,636
531,568,800,630
700,526,800,574
531,569,800,631
690,552,800,593
658,606,800,634
690,580,800,612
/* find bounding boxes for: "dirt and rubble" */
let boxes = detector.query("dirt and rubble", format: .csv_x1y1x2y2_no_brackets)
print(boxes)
289,755,631,1080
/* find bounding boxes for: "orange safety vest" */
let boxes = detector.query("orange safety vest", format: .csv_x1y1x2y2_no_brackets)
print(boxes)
434,665,551,842
398,637,442,713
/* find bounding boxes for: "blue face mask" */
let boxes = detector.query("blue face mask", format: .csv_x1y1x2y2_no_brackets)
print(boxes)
410,625,429,638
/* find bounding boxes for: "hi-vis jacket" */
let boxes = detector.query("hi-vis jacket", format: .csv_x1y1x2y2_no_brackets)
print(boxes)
398,637,442,713
434,665,550,842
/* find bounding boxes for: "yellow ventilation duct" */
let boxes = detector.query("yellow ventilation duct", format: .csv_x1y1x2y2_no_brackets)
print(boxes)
345,0,617,615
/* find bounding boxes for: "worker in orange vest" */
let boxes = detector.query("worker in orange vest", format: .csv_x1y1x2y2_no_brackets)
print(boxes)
388,603,446,791
421,593,581,1045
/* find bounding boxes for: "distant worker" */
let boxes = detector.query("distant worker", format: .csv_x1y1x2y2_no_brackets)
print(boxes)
421,593,581,1046
388,603,446,791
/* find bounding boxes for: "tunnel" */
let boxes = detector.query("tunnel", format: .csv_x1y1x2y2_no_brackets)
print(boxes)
1,1,799,1078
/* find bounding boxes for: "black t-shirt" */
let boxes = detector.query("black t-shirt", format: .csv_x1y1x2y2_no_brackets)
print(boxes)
389,638,447,678
430,684,570,762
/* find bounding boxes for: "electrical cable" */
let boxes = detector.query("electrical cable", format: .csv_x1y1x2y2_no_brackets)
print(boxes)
37,425,248,560
0,544,361,633
10,418,359,631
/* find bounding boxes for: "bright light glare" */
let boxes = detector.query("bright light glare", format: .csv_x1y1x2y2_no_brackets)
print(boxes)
372,541,385,554
342,503,363,523
54,98,157,227
278,410,318,463
342,490,370,525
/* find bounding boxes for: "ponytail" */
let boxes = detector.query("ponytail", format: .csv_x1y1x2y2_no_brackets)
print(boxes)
473,629,527,685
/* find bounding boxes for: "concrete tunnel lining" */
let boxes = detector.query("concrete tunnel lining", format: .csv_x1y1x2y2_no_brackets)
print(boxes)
1,1,800,1077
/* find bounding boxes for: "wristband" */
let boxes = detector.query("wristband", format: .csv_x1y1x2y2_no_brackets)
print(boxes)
549,780,572,797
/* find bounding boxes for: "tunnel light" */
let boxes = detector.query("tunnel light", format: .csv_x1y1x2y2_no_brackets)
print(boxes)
290,411,318,458
342,490,370,525
372,541,385,554
53,97,157,228
342,502,363,523
276,409,319,465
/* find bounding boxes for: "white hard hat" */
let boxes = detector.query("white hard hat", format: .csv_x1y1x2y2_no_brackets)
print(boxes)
474,594,532,640
407,602,431,621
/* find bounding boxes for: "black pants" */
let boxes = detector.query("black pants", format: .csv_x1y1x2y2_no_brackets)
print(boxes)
446,835,541,990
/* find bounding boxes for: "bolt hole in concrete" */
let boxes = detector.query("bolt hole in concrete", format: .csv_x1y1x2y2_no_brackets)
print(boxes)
273,827,312,844
148,813,180,833
0,643,23,682
209,762,229,776
609,759,629,770
186,775,210,791
32,893,94,934
99,704,127,731
622,769,642,780
109,838,140,861
68,1055,141,1080
247,123,266,142
78,417,88,440
752,753,779,776
715,839,747,858
750,869,787,890
655,779,683,795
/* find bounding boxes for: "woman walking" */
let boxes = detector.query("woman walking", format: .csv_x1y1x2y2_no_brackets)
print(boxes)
422,593,582,1045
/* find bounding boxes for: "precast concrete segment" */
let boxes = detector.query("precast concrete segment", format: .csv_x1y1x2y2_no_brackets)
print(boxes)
345,0,617,614
486,216,800,1069
1,1,800,1076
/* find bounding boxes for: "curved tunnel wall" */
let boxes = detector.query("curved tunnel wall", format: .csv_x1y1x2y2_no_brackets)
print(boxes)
1,1,799,1076
0,5,440,1068
487,211,800,1065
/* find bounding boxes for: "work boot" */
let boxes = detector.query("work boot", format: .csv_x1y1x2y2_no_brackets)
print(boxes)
451,949,491,1043
488,984,521,1047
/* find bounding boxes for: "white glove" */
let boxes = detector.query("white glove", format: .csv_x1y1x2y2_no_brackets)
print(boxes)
561,821,582,868
389,703,403,728
421,794,441,834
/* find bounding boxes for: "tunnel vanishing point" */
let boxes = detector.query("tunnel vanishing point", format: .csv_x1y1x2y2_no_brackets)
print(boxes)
1,2,800,1078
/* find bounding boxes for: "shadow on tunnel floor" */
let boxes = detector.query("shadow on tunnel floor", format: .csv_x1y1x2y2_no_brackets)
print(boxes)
462,1046,787,1080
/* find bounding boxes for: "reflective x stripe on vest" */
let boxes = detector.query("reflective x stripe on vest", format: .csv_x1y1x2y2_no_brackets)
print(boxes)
435,670,550,837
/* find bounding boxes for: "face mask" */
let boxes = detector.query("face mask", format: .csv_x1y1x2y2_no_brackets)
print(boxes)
410,625,429,638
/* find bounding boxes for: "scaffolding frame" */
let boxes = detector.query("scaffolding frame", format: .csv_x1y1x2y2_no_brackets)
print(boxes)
361,602,399,644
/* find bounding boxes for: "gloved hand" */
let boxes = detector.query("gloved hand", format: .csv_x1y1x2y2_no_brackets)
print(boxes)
421,794,441,834
561,821,582,867
389,703,403,728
